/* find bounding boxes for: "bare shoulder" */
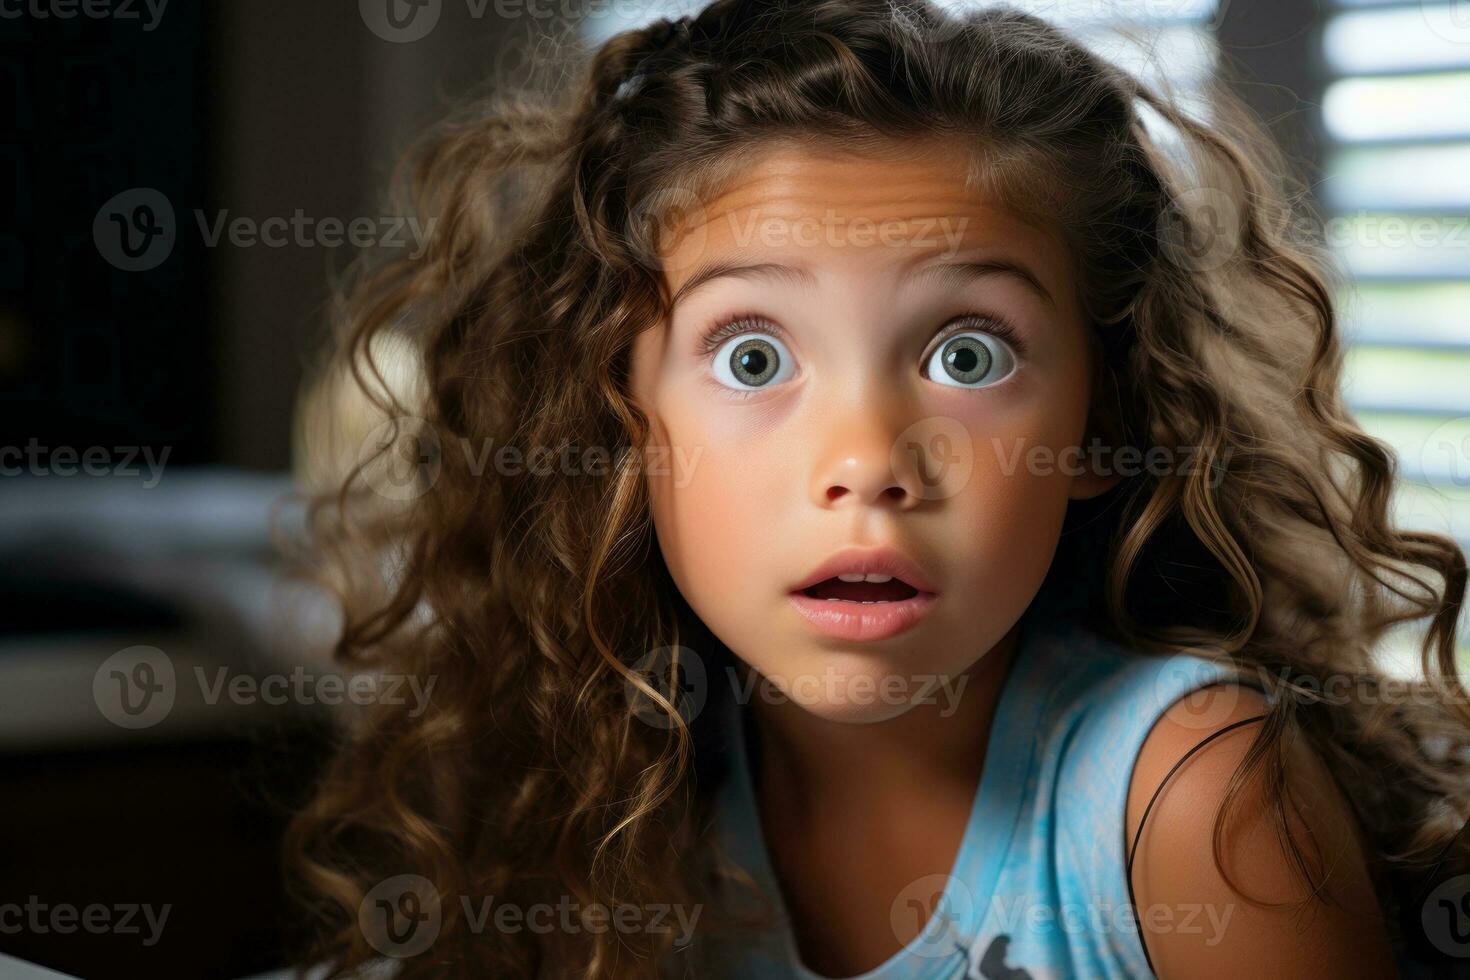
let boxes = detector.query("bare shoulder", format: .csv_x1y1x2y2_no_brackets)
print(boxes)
1125,682,1399,979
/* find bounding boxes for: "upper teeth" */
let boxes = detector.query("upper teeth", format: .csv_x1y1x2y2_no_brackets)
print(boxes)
837,573,893,583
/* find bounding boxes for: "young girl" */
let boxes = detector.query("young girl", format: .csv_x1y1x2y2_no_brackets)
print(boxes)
282,1,1470,977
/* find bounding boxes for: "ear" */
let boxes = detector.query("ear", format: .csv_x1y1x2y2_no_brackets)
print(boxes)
1067,406,1124,502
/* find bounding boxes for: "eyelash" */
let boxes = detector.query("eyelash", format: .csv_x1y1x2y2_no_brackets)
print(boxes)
693,310,1030,361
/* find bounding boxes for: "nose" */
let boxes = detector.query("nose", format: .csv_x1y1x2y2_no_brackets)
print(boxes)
809,407,926,511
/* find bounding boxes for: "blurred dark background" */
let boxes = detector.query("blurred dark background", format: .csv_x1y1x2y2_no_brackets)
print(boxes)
1,0,1467,977
1,4,544,976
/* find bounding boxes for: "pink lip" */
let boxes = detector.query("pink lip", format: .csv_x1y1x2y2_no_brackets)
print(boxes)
788,591,939,642
787,545,940,642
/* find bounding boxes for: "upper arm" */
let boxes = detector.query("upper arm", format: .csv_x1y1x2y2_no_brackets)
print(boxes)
1124,682,1398,979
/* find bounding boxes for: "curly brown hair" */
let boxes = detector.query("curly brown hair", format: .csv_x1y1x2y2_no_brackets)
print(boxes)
281,1,1470,976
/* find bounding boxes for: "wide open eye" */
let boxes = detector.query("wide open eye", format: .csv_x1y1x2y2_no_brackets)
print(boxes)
924,332,1016,388
711,333,795,390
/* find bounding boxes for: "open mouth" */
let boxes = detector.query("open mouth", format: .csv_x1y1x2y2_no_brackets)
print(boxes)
800,574,921,603
787,547,939,641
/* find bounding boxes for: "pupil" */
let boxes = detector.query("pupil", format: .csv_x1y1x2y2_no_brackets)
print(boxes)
731,338,779,386
941,337,992,384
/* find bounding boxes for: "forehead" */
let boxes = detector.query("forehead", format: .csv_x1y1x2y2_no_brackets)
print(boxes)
657,141,1072,292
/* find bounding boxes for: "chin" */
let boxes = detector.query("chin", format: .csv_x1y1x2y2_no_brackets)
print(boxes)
792,694,916,725
747,646,962,724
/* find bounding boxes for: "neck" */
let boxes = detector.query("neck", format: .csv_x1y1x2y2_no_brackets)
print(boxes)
744,620,1023,817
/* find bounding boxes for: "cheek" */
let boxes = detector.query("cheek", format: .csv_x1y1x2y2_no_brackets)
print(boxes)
645,394,786,634
944,356,1092,594
952,446,1070,590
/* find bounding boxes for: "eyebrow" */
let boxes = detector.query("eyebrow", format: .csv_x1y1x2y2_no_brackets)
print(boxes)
911,259,1056,309
668,255,1055,310
669,261,816,311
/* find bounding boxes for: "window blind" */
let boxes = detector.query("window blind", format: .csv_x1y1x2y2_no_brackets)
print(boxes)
1321,0,1470,671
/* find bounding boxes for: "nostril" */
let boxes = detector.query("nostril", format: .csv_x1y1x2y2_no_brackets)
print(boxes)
823,483,908,504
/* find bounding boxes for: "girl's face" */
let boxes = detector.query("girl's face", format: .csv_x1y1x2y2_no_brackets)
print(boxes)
629,141,1116,723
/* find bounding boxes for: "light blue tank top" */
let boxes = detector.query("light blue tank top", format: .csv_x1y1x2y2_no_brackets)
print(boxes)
702,604,1272,979
235,604,1434,980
